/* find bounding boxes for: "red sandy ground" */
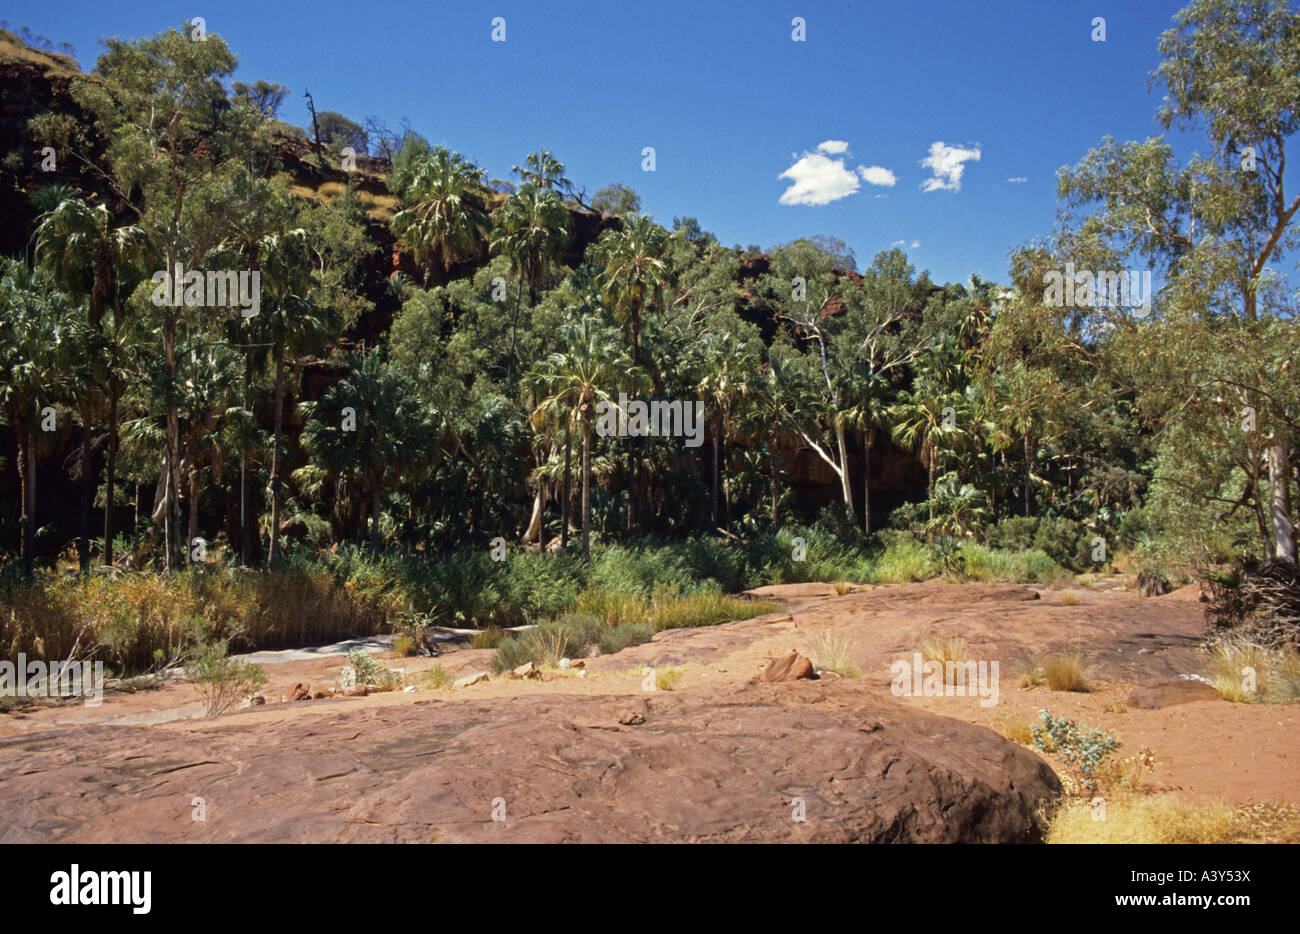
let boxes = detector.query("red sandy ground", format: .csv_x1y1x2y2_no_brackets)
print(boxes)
3,580,1295,808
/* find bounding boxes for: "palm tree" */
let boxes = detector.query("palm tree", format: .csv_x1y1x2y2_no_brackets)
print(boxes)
253,228,343,565
32,190,151,568
527,316,637,560
590,215,671,530
297,351,428,552
510,150,571,196
0,260,75,576
491,182,571,376
890,376,964,517
843,371,893,534
390,147,490,287
692,331,758,527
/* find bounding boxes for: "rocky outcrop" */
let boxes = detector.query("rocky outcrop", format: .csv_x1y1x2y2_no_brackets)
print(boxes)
0,681,1061,843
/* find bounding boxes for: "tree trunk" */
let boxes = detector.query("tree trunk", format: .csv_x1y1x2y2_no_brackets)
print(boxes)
769,422,780,525
1269,440,1296,564
187,466,200,555
581,407,592,561
1022,432,1032,518
103,381,118,568
711,412,721,526
835,423,854,517
268,349,286,566
19,430,33,578
863,431,873,534
79,422,93,571
561,419,572,550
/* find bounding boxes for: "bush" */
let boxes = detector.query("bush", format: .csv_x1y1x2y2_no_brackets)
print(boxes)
490,614,603,673
1030,710,1119,795
344,648,400,690
186,640,267,717
984,516,1039,552
1033,517,1086,570
598,622,656,655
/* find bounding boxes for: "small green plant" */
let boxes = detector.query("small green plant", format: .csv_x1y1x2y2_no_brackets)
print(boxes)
344,648,401,689
393,607,435,656
1030,710,1120,796
422,664,453,690
187,640,267,717
656,666,684,691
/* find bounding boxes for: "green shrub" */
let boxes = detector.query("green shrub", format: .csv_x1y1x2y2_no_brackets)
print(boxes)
1033,517,1086,569
984,517,1039,552
598,621,656,655
1030,710,1120,795
186,640,267,717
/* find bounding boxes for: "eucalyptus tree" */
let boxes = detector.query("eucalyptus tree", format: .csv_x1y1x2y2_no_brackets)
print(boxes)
767,244,933,523
1056,0,1300,562
31,23,269,570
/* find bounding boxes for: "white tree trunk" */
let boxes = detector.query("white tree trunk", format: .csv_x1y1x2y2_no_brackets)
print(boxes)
1269,440,1296,564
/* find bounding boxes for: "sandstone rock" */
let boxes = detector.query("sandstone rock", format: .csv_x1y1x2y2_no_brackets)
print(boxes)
0,682,1061,843
1126,678,1221,709
454,673,489,688
513,662,541,679
281,683,311,702
758,650,818,683
618,711,646,726
342,685,369,697
312,691,330,699
248,694,266,706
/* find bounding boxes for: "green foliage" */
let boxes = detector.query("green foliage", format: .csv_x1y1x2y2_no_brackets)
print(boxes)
186,640,267,717
1031,710,1120,795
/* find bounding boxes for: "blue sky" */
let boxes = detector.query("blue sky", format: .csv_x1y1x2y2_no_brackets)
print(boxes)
12,0,1217,284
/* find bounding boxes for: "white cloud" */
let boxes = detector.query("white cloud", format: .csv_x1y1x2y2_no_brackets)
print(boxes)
858,165,897,187
910,240,920,249
890,239,906,248
920,141,981,192
890,239,922,250
1006,176,1027,183
779,141,896,206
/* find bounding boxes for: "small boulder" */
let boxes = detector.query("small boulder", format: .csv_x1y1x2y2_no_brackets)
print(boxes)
248,694,266,706
513,662,542,680
1126,678,1221,709
757,650,819,683
282,682,312,702
618,710,646,726
454,673,490,688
